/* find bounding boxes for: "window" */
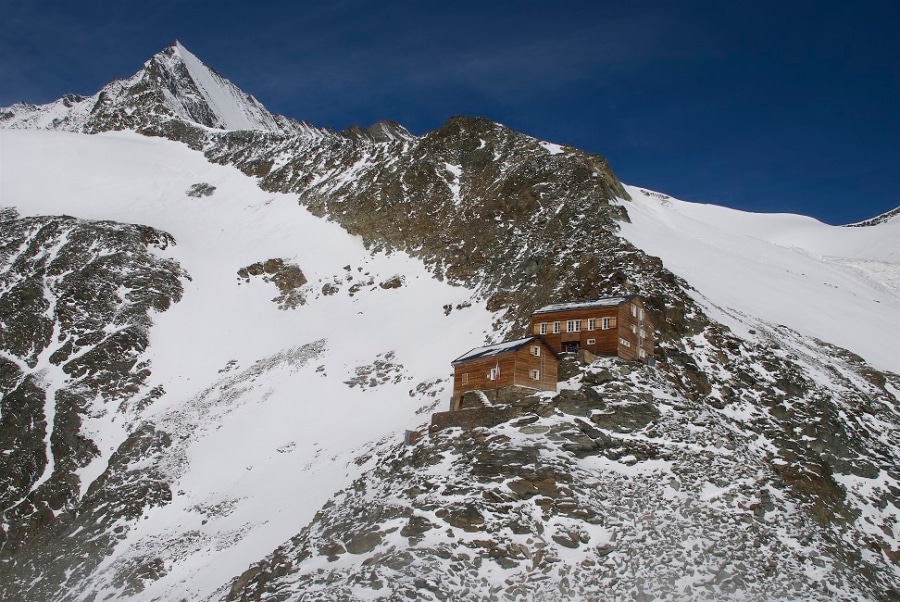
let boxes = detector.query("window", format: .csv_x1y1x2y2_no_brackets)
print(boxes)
637,307,643,320
587,318,596,331
539,322,548,335
586,338,596,345
530,369,540,380
638,349,646,359
601,317,611,330
639,328,646,339
632,324,637,334
531,345,541,357
461,373,468,385
631,305,637,317
619,337,631,348
552,321,561,334
488,367,500,381
566,319,581,332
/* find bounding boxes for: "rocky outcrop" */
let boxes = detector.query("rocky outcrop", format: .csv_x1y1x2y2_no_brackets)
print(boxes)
0,211,187,598
237,258,307,309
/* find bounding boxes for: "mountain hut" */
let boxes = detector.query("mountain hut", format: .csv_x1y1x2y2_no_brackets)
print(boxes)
529,295,654,361
449,336,558,410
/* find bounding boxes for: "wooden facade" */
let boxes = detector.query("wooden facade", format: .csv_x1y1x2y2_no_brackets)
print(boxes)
450,336,558,408
528,296,654,361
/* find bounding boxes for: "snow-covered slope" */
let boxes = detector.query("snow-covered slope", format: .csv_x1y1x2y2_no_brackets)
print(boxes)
619,186,900,374
0,129,494,599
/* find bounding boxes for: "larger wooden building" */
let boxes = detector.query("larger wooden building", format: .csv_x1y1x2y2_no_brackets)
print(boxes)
529,296,654,361
450,336,558,410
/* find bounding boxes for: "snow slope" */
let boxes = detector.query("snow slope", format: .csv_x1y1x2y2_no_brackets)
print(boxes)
619,186,900,374
0,129,495,599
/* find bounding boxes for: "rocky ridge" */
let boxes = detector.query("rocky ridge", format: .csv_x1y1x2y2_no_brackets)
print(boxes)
0,208,187,598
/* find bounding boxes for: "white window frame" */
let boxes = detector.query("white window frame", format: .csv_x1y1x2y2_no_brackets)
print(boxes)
552,321,561,334
461,373,468,385
631,305,637,317
567,319,581,333
539,322,548,335
586,338,596,345
587,318,596,331
531,345,541,357
601,317,611,330
530,369,540,380
488,367,500,380
619,337,631,348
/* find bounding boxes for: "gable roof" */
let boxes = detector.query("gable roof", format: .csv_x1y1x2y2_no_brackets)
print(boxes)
451,336,557,365
532,295,636,315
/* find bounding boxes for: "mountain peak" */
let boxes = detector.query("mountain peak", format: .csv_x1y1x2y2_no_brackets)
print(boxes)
144,40,284,132
0,42,298,135
342,119,413,143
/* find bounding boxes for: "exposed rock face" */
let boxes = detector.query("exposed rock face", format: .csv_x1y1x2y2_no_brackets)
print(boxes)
186,182,217,197
0,209,187,598
237,258,308,309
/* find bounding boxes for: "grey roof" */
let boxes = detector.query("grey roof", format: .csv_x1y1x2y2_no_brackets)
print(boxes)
532,295,634,315
452,336,553,365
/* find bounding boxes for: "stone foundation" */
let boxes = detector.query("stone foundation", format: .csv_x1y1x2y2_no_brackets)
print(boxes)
451,385,539,411
430,405,526,431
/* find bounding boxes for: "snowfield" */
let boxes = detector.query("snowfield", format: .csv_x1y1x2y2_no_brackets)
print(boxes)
0,129,496,599
619,185,899,374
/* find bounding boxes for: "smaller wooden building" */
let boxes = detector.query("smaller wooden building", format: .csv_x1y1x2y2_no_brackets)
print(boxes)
529,295,654,361
450,336,558,410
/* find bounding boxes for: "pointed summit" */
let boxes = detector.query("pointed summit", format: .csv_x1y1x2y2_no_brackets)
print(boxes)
0,42,302,135
142,40,286,132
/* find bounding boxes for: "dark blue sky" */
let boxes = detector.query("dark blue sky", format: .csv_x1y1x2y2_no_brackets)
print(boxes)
2,1,897,224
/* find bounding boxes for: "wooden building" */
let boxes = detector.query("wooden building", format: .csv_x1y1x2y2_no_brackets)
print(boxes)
450,336,558,410
528,296,654,361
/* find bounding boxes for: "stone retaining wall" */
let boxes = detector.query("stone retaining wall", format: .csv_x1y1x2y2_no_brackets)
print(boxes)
430,405,525,431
